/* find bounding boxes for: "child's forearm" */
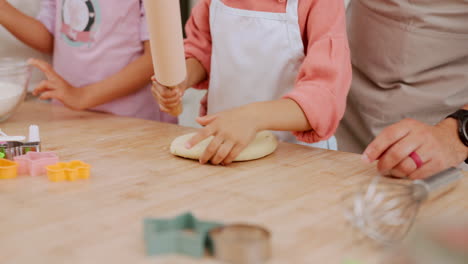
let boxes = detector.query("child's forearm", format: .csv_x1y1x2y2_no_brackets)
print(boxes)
191,99,313,165
0,1,53,54
184,58,207,90
249,99,312,132
79,41,155,109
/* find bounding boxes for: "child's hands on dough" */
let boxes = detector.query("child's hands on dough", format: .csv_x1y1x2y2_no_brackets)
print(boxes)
187,106,260,165
29,58,86,110
151,76,187,113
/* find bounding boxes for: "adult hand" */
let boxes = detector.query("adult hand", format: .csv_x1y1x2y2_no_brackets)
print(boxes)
29,58,85,110
186,105,259,165
362,118,468,179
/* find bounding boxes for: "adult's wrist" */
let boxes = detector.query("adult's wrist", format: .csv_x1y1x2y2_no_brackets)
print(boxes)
437,118,468,163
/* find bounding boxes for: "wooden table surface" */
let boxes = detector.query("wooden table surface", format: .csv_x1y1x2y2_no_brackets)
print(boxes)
1,101,467,264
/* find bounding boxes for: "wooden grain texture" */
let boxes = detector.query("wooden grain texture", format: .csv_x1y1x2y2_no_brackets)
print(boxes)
1,101,467,264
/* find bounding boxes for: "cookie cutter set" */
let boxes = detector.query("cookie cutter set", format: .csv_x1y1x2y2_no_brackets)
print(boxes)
46,161,91,182
0,125,41,160
0,159,17,179
0,126,90,181
144,212,271,264
211,224,271,264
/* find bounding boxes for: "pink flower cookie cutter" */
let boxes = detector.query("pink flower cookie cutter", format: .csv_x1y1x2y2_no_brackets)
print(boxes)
46,161,91,182
14,152,59,177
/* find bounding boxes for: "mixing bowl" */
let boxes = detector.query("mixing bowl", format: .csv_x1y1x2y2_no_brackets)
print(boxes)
0,58,31,122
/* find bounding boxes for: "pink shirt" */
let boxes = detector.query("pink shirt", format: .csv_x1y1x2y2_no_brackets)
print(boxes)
37,0,176,123
184,0,351,142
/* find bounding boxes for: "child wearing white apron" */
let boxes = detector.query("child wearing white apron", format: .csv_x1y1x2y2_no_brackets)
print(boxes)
153,0,351,164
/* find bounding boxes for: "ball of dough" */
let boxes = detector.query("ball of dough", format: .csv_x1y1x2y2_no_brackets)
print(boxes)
170,131,278,162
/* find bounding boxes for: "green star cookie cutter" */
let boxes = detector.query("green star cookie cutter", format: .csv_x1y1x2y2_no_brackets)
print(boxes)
0,152,4,159
144,212,223,258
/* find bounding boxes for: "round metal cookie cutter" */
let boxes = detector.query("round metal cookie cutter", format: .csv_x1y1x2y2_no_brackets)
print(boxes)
210,224,271,264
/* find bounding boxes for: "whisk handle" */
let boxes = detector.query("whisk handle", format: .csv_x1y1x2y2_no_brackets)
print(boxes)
413,167,464,201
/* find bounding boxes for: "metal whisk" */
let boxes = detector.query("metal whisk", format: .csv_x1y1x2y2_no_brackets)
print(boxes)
345,168,463,246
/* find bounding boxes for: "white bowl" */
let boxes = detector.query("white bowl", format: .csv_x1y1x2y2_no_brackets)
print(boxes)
0,58,31,122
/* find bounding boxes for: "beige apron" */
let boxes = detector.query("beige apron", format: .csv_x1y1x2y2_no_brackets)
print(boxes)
337,0,468,153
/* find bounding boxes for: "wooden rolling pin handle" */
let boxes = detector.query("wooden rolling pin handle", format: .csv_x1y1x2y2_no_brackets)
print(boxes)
168,86,183,117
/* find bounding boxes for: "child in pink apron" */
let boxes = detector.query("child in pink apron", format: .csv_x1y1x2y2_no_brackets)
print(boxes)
153,0,351,164
0,0,176,123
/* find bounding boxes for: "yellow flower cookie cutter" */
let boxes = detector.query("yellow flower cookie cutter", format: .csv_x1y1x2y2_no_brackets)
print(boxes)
0,159,18,179
46,161,91,182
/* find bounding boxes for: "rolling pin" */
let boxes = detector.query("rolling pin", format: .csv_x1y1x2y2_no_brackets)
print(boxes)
143,0,187,116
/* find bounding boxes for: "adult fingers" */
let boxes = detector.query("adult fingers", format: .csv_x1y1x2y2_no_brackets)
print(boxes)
390,156,418,178
363,120,413,163
376,131,423,175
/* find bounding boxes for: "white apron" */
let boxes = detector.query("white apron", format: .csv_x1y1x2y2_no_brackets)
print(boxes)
206,0,337,150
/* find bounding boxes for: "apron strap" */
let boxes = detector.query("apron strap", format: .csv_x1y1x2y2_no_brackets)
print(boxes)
285,0,304,57
286,0,299,17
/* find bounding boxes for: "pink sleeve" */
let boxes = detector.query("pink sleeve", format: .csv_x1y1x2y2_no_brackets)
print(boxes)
36,0,56,35
183,0,212,90
139,0,149,42
284,0,352,143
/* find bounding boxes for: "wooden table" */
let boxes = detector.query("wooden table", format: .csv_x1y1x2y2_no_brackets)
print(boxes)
1,101,467,264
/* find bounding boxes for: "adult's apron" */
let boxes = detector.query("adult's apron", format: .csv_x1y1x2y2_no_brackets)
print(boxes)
206,0,337,150
337,0,468,153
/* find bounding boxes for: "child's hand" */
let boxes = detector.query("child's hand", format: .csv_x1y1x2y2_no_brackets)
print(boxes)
151,76,186,113
0,0,7,9
187,106,260,165
29,58,85,111
0,0,9,20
